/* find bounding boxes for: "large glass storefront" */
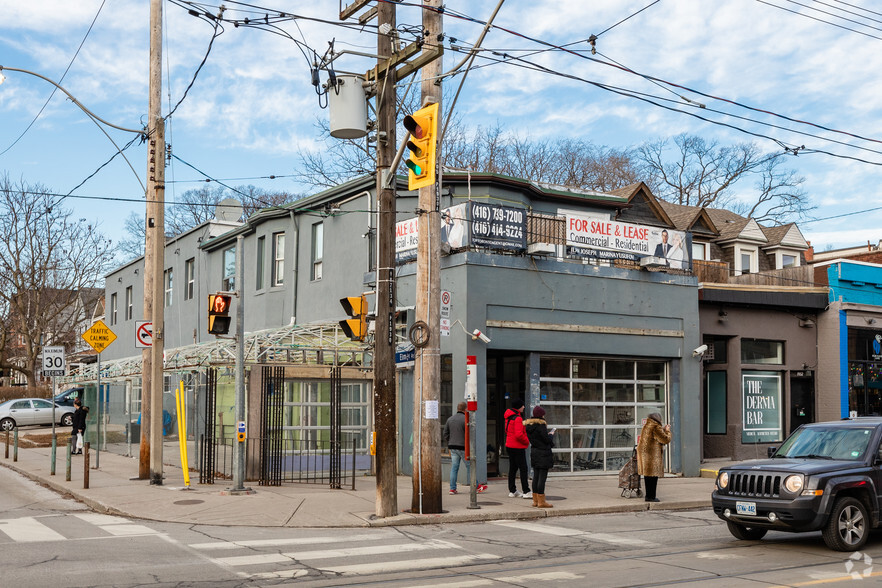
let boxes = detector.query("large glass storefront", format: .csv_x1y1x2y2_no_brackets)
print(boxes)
540,356,667,473
282,380,371,451
848,328,882,416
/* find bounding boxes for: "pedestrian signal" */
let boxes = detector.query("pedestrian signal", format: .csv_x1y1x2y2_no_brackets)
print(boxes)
208,293,232,335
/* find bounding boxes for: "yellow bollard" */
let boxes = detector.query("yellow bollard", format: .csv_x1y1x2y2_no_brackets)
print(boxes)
176,381,191,488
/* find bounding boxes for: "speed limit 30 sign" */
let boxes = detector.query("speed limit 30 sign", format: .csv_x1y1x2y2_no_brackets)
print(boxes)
42,346,67,377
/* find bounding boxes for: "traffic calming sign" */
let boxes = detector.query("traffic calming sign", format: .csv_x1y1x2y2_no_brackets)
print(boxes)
82,319,117,353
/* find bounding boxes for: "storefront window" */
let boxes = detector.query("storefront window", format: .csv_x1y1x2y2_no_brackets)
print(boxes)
282,380,371,450
741,339,783,364
846,328,882,416
540,356,667,474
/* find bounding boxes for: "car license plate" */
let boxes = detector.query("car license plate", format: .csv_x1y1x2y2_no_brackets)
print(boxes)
736,501,757,516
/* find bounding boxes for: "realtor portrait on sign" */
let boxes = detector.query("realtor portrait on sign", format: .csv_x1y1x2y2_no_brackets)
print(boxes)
649,228,692,269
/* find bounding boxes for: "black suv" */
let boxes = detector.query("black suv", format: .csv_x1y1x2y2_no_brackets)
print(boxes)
712,418,882,551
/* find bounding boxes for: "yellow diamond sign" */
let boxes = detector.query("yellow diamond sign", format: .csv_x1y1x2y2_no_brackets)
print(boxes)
82,319,117,353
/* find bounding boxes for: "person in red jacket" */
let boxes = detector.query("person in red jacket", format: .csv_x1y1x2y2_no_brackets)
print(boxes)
504,398,532,499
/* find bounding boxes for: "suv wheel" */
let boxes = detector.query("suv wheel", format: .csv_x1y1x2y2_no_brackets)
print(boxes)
822,497,869,551
726,520,768,541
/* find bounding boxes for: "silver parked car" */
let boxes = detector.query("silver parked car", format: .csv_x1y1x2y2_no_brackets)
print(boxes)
0,398,75,431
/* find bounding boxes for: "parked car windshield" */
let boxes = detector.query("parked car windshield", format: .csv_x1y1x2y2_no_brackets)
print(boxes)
775,426,874,460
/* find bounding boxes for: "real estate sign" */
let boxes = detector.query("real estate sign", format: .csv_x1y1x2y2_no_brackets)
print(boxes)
741,372,783,443
564,213,692,269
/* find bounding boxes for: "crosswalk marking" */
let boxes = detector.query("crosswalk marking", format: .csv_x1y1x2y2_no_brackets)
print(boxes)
324,553,500,575
102,524,158,536
215,539,461,567
497,571,585,582
490,520,657,547
188,531,391,551
73,513,129,526
215,553,291,567
0,517,66,543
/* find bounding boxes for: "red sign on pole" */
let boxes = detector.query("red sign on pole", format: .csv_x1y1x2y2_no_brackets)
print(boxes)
135,321,153,348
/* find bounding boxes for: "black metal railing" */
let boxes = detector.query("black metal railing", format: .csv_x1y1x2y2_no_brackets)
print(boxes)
198,435,365,489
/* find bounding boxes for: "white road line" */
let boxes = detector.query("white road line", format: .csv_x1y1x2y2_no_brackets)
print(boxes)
214,553,292,567
73,513,129,526
490,520,657,547
0,517,66,543
248,569,310,580
188,532,390,551
497,571,584,582
287,540,460,561
412,581,493,588
324,553,500,575
101,524,158,536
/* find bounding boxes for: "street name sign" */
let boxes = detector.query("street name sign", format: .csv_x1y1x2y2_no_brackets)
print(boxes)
82,319,117,353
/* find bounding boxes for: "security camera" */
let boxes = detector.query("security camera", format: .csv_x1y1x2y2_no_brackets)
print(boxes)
692,344,708,357
472,329,491,344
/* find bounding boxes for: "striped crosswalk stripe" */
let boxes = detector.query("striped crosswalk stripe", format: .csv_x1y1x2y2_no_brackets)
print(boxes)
490,520,657,547
0,517,66,543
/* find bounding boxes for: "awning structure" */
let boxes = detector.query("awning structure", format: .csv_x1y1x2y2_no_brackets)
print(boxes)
58,321,373,384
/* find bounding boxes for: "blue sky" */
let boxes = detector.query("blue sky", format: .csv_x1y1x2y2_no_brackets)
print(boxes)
2,0,881,257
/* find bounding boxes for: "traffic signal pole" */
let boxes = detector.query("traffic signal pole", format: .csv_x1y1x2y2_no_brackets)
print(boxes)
374,0,398,519
232,234,247,492
411,0,444,515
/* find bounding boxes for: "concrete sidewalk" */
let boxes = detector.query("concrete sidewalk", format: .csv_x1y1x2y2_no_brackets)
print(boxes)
1,443,715,528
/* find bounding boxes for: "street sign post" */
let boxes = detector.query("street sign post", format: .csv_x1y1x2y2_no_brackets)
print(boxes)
81,320,117,469
42,345,66,476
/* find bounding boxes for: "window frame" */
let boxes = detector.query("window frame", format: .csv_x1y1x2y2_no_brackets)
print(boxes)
272,232,285,287
125,286,133,320
256,236,265,290
735,245,758,276
223,247,236,291
311,222,323,281
163,267,173,307
184,258,195,300
110,293,118,325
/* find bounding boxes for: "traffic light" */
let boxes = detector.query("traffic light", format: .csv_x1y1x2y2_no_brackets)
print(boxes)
403,102,439,191
339,294,368,341
208,293,232,335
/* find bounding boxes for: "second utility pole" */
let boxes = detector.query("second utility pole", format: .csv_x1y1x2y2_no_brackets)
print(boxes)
374,0,398,518
412,0,443,515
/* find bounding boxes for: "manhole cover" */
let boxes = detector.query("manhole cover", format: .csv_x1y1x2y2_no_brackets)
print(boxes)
173,499,205,505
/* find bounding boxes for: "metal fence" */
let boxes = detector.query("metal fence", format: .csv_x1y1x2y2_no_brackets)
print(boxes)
198,434,364,489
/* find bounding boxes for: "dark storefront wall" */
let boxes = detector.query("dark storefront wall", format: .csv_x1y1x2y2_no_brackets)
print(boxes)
700,306,819,461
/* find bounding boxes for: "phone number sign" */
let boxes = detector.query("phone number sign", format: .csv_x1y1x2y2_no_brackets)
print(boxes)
469,202,526,251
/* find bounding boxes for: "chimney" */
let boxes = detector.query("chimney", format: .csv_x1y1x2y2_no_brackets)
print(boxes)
804,241,814,262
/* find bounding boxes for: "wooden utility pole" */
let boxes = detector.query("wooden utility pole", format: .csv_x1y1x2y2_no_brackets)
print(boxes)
142,0,166,484
374,0,398,518
411,0,443,515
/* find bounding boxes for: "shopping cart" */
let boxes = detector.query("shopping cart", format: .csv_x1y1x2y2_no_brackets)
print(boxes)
618,446,642,498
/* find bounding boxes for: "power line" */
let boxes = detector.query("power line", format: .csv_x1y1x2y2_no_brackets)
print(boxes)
0,0,107,156
755,0,882,40
595,0,663,38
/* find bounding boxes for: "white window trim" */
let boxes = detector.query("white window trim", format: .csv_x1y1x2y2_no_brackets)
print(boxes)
273,232,285,287
776,249,801,269
735,245,758,276
692,242,706,261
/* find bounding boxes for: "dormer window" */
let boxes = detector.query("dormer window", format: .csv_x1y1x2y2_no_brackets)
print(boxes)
735,245,758,276
776,250,801,269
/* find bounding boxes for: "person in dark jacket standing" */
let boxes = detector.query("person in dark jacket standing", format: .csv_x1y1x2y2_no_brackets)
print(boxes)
71,401,88,455
504,398,532,499
443,402,470,494
637,412,672,502
524,405,554,508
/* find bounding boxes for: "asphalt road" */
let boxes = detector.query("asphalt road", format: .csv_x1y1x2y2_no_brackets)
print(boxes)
1,466,880,587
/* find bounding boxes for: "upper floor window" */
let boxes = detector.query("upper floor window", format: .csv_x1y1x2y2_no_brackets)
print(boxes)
125,286,133,320
736,246,757,276
185,258,195,300
272,232,285,286
110,293,118,325
164,267,173,307
223,247,236,291
692,242,706,261
777,251,800,269
256,236,265,290
311,222,323,281
741,339,783,365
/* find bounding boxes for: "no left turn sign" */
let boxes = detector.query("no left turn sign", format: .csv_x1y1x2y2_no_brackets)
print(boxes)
136,321,153,348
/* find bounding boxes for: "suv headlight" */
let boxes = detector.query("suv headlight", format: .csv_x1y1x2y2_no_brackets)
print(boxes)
783,474,804,493
717,472,729,489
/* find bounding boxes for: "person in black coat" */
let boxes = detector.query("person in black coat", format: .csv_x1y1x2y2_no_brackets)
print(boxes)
72,403,89,455
523,405,555,508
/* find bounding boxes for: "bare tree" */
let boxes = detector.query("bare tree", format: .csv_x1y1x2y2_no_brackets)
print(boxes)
117,185,298,261
0,175,113,386
636,134,812,223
